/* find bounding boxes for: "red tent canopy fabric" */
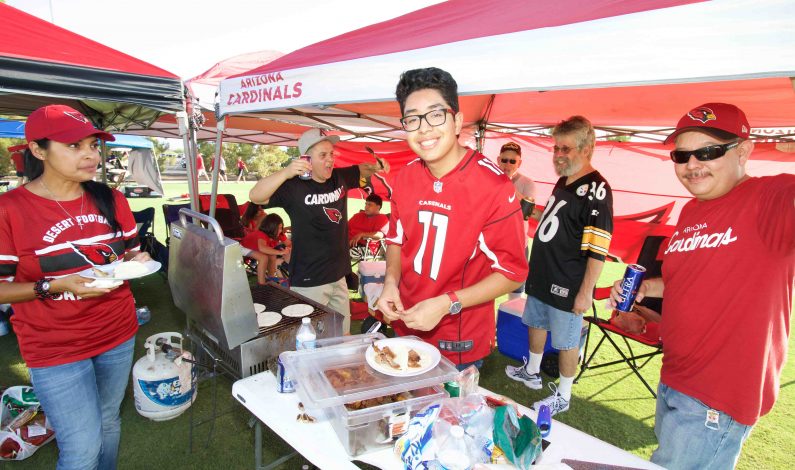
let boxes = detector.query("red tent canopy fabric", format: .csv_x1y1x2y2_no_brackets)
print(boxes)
219,0,795,137
0,3,182,129
334,135,794,226
233,0,700,78
0,4,176,76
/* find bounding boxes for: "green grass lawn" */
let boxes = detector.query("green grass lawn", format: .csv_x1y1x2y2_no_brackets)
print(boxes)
1,180,793,469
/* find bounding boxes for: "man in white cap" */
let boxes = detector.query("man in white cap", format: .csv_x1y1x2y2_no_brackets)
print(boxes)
608,103,794,469
249,128,388,333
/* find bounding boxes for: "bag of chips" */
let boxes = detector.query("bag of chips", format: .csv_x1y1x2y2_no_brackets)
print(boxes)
0,386,55,460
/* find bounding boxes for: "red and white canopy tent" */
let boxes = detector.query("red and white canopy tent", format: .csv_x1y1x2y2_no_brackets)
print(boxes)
138,50,315,147
0,3,183,131
218,0,795,140
212,0,794,235
0,3,183,192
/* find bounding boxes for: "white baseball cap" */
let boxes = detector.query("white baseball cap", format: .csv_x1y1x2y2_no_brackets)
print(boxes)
298,128,340,155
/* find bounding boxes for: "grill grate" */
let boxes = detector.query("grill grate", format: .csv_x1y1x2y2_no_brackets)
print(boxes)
250,282,329,335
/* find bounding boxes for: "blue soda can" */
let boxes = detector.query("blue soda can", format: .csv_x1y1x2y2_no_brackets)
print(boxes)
298,155,312,180
276,356,295,393
616,264,646,312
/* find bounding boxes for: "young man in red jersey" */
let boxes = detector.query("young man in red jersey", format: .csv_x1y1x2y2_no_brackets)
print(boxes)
376,67,528,369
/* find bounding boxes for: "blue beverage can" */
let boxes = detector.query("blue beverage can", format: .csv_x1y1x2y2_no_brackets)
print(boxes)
276,356,295,393
616,264,646,312
297,155,312,180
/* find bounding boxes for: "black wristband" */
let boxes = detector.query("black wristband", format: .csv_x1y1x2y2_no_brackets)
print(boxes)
34,278,57,301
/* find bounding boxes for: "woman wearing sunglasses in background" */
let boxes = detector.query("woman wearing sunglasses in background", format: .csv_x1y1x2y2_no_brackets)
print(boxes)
0,105,150,470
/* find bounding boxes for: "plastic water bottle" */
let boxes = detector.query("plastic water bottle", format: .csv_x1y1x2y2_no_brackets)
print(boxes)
136,306,151,326
437,425,472,470
295,317,316,350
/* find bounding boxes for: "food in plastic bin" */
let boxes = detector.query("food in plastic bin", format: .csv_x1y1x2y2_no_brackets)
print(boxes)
0,386,55,460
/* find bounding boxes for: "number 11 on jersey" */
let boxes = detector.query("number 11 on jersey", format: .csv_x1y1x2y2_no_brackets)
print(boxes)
414,211,449,280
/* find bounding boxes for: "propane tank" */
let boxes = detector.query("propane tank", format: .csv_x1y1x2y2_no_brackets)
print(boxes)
132,332,197,421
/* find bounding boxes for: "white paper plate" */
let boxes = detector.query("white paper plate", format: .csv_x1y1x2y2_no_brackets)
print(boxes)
365,338,441,377
78,260,161,281
84,278,124,288
253,303,267,314
281,303,313,318
257,311,282,328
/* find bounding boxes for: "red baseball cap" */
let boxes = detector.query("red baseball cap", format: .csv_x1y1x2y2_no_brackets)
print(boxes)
8,144,27,153
665,103,750,144
24,105,115,143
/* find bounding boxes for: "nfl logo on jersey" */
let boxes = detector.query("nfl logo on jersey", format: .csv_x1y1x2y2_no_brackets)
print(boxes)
433,181,443,193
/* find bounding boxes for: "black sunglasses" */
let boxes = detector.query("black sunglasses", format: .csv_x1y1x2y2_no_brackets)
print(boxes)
500,158,517,164
670,141,739,164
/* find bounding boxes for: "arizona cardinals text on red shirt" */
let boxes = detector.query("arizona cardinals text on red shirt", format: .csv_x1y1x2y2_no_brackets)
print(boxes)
0,187,140,367
385,150,528,364
660,175,795,426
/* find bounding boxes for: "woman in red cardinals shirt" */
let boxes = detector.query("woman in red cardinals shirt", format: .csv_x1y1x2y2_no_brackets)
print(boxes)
0,105,151,470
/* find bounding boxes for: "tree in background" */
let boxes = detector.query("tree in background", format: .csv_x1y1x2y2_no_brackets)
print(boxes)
146,137,172,172
196,142,290,180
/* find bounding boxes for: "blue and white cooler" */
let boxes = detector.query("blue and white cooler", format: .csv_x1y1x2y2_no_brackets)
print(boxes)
496,297,587,361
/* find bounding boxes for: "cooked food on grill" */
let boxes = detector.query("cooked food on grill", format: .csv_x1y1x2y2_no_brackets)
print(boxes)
407,349,422,368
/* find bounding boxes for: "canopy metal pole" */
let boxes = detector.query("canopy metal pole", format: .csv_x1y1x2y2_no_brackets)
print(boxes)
100,140,108,183
177,111,199,214
208,117,226,219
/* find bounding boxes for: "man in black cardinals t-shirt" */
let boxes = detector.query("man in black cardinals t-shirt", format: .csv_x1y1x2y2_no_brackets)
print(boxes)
249,128,388,333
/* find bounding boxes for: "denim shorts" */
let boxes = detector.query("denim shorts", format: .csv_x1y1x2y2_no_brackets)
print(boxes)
521,295,583,350
651,382,752,470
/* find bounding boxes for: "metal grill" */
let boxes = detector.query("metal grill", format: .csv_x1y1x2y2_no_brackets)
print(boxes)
169,209,343,379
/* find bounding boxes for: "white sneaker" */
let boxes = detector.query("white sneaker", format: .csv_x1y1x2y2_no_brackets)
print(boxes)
505,357,543,390
532,383,570,416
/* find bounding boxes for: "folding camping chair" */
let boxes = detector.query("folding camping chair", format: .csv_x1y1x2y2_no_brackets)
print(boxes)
162,202,191,248
575,235,668,398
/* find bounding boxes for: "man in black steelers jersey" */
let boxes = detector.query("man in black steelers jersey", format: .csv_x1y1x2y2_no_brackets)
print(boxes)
506,115,613,416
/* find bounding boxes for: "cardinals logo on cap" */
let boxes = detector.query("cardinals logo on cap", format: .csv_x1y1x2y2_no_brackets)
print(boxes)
70,242,118,265
63,110,89,124
323,207,342,224
687,107,717,124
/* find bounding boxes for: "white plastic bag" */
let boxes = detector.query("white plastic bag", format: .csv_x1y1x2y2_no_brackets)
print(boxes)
0,386,56,460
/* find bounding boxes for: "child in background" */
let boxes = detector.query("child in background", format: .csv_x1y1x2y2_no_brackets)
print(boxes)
260,213,292,278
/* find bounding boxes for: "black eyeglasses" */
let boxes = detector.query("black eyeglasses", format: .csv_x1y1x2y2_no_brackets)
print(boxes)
670,141,739,164
400,108,454,132
500,158,517,164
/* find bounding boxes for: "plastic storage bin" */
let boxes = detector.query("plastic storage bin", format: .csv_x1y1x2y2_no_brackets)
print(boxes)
281,334,458,456
496,298,587,361
328,384,446,456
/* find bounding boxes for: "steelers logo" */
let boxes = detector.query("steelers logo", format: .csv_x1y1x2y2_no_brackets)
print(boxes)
577,184,588,196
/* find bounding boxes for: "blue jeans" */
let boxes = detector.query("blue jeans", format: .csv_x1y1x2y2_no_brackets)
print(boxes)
522,295,583,350
29,336,135,470
652,382,752,470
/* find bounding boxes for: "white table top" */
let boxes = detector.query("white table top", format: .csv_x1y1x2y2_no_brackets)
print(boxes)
232,372,663,470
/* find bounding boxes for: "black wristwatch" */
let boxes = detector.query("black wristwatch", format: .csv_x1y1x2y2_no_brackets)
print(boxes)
34,278,57,300
446,291,463,315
